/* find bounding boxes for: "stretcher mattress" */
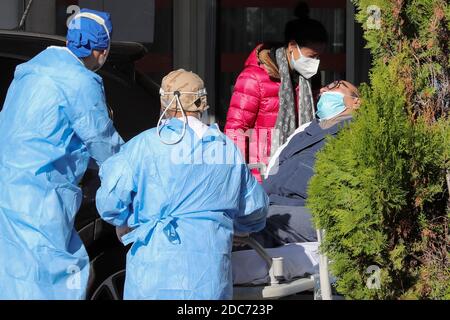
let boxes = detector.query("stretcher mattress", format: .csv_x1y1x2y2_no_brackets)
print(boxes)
232,242,320,285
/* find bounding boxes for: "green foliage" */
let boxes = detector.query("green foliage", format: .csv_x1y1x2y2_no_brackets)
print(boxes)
307,0,449,299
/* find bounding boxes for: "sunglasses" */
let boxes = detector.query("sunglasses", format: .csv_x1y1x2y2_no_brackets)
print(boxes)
326,80,360,98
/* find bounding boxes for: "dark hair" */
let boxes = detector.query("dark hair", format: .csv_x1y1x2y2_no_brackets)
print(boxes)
284,2,328,46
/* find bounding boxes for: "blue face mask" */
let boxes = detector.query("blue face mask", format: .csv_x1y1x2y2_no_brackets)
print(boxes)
316,91,347,120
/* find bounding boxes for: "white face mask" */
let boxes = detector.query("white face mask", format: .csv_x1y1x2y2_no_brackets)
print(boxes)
72,12,111,72
290,45,320,79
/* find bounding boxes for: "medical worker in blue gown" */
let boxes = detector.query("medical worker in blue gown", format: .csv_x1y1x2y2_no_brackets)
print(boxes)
96,69,269,300
0,9,123,299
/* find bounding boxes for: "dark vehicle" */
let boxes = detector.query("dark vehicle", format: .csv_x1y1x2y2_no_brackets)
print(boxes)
0,30,161,299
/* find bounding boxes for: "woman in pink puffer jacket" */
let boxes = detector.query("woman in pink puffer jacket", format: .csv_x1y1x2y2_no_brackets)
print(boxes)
225,6,328,182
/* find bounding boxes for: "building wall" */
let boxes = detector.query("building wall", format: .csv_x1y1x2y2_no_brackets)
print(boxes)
0,0,155,42
78,0,155,42
0,0,371,126
0,0,23,30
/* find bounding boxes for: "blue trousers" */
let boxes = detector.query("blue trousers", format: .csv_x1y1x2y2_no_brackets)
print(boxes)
252,205,317,248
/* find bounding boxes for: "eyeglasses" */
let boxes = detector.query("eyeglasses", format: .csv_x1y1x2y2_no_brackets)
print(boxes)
326,80,346,90
326,80,360,98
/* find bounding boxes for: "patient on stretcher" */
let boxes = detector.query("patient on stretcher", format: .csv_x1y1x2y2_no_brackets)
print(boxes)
232,81,360,286
256,80,360,248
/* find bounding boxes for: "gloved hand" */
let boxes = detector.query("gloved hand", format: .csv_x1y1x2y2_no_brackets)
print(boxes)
233,232,250,247
116,225,132,243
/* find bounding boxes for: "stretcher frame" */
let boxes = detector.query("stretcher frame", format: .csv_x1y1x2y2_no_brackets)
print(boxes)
233,164,333,300
232,235,332,300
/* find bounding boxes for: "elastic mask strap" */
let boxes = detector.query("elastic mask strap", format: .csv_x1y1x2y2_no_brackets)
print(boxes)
157,92,188,145
159,88,207,110
73,12,110,40
296,45,303,58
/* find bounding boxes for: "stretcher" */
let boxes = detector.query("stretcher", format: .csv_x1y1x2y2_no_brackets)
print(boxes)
235,163,333,300
232,233,332,300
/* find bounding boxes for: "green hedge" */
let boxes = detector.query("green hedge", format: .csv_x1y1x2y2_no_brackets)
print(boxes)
307,0,449,299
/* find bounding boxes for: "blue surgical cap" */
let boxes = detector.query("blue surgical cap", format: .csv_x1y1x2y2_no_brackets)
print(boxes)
67,8,113,59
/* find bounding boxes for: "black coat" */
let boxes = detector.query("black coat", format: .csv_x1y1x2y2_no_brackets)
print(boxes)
263,118,352,206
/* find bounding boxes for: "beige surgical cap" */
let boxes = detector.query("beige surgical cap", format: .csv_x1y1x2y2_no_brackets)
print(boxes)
160,69,208,113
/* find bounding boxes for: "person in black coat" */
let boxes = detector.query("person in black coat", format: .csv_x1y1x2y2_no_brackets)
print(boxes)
254,80,361,248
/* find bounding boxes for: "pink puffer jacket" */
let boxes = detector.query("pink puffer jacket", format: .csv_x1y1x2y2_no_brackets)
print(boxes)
225,44,298,181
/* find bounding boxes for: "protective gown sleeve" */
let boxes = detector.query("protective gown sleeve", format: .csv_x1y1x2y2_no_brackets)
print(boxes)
234,164,269,233
65,77,123,165
95,152,136,227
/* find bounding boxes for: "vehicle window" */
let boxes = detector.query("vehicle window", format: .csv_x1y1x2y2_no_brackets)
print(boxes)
0,57,24,111
101,72,160,141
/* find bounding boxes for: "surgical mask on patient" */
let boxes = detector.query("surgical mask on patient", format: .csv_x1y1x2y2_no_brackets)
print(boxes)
316,91,347,120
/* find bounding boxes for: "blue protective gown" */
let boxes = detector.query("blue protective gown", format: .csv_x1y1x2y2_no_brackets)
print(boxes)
0,46,123,299
96,118,268,300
